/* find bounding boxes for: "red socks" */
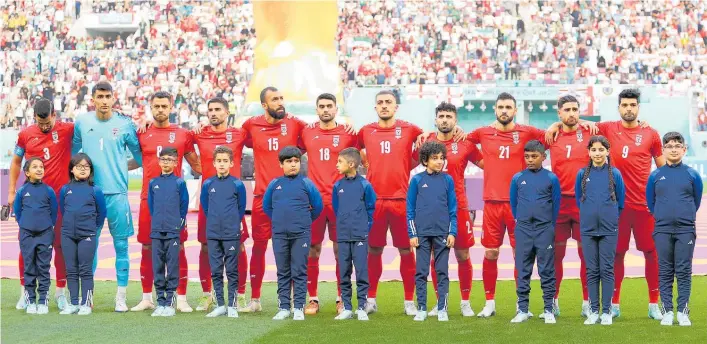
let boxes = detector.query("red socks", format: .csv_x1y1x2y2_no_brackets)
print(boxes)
578,246,588,301
458,258,472,301
554,243,567,298
54,245,67,288
19,253,24,286
430,258,439,298
612,252,625,304
307,256,319,298
400,252,416,301
140,246,154,293
177,247,188,295
367,252,382,298
482,257,498,300
199,248,212,292
644,250,660,303
250,240,268,299
238,249,248,295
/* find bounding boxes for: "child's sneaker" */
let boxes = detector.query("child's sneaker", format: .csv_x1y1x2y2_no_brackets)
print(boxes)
335,309,353,320
584,312,599,325
677,312,691,326
293,308,305,321
544,311,556,324
356,309,369,321
238,299,262,313
661,311,674,326
460,301,475,317
600,313,613,325
26,303,37,314
36,304,49,315
162,307,176,317
151,306,165,317
510,311,530,323
206,305,227,318
477,300,496,318
272,309,291,320
227,307,238,318
648,303,663,320
437,310,449,322
364,298,377,314
60,305,79,315
404,301,417,316
78,305,92,315
55,294,68,311
196,294,214,312
413,310,427,321
427,305,438,316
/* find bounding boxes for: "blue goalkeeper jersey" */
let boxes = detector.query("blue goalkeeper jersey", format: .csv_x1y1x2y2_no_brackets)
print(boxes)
72,111,143,195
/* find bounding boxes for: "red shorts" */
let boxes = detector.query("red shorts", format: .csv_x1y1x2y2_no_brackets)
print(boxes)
250,196,271,242
197,207,249,244
139,199,188,244
454,209,476,249
617,206,655,253
369,199,409,249
555,196,581,243
311,204,336,245
481,201,516,249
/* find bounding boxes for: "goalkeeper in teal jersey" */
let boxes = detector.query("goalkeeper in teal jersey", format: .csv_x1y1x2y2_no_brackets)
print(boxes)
72,82,143,312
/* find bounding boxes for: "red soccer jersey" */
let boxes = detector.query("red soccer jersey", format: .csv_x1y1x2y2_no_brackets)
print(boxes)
549,127,592,197
193,126,247,183
596,121,662,208
425,133,482,210
358,120,423,199
300,125,359,205
14,121,74,192
242,115,306,196
467,124,545,201
137,125,195,199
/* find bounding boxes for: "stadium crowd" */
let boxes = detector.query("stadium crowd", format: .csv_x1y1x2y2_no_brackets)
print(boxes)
2,0,707,130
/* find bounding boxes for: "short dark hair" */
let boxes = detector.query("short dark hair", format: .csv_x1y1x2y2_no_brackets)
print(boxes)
159,146,178,158
524,140,546,154
33,98,53,119
316,93,337,106
419,141,446,167
278,146,302,163
260,86,279,104
68,153,95,185
338,147,361,168
207,97,228,110
435,102,457,116
662,131,685,145
213,146,234,161
375,90,397,104
496,92,516,107
618,88,641,105
151,91,173,102
92,81,113,95
557,95,579,109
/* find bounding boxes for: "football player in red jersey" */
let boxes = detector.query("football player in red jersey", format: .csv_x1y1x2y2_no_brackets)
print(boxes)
131,91,202,313
299,93,358,315
193,97,250,312
595,89,665,319
466,93,547,318
423,102,484,317
8,99,72,311
358,90,423,315
546,95,592,317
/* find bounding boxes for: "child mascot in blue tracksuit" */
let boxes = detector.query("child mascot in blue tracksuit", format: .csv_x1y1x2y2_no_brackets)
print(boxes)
14,157,58,315
148,147,190,317
406,141,457,322
332,147,377,321
575,135,625,326
59,153,106,315
264,146,323,321
200,146,247,319
509,140,561,324
646,132,703,327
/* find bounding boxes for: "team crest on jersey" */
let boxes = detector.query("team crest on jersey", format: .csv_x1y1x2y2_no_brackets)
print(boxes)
395,127,402,139
635,134,643,146
168,132,176,143
226,132,233,143
281,123,288,136
51,131,59,144
112,128,119,139
512,131,520,144
332,135,340,147
451,142,458,154
576,130,584,143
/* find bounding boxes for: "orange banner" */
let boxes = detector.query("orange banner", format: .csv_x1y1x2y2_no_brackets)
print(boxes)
247,0,342,104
